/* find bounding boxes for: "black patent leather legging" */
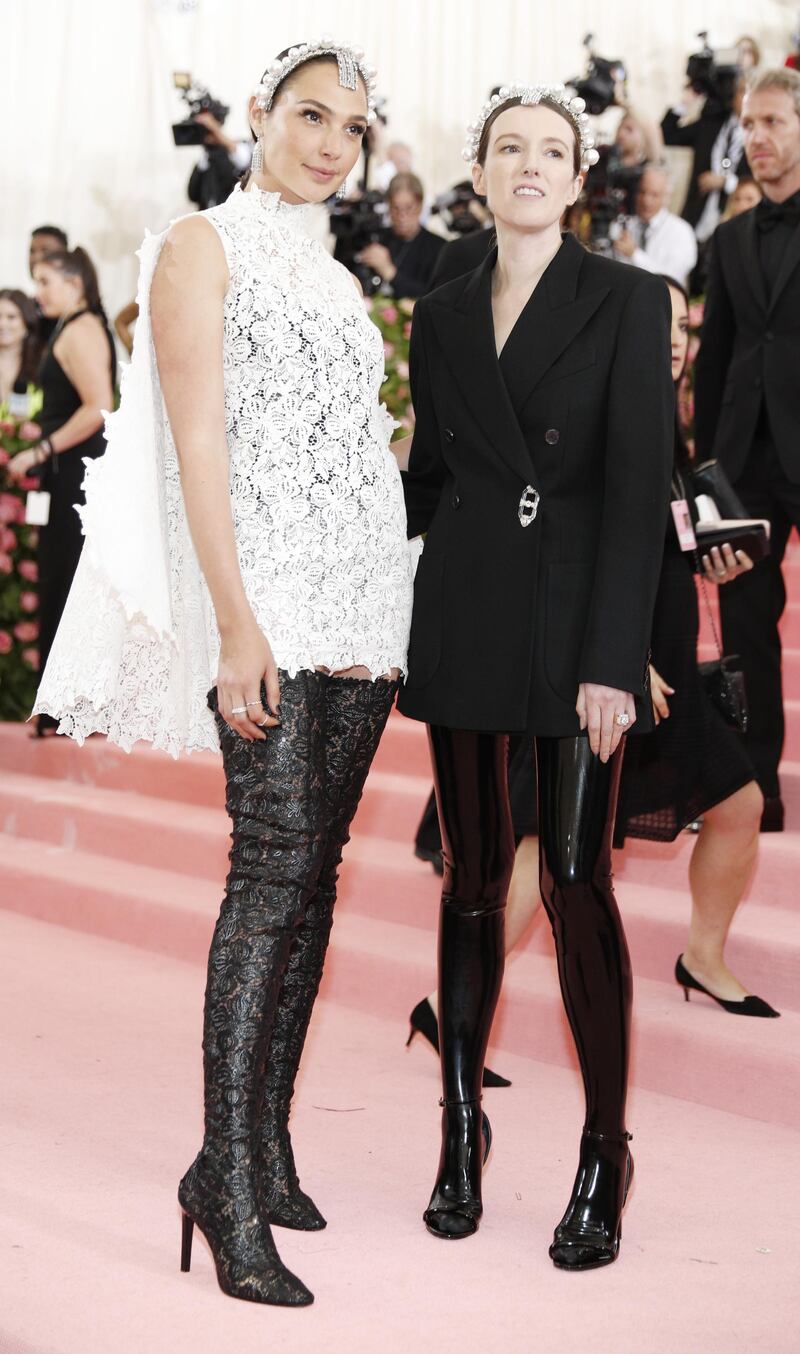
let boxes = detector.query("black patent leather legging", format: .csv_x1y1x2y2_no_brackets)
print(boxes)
428,727,631,1138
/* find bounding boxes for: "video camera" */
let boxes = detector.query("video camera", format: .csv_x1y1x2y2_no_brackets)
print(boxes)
568,34,626,117
685,34,741,112
172,72,231,146
329,193,388,295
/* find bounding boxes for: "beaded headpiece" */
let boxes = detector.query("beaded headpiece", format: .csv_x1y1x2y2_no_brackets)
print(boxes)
463,84,599,172
254,39,378,123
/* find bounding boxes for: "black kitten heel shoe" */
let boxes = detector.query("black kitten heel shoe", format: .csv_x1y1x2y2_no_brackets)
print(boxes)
423,1097,492,1240
407,999,512,1088
549,1128,634,1272
675,956,780,1018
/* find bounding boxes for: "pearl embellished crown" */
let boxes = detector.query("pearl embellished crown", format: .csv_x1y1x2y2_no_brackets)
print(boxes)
463,84,600,172
254,39,379,123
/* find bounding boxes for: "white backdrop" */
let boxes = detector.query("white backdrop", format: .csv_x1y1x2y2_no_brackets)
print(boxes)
1,0,797,318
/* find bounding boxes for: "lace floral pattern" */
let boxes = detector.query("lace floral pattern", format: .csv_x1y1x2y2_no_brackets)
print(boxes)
33,185,413,756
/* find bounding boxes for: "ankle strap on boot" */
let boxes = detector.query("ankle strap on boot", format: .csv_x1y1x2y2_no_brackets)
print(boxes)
439,1095,483,1107
582,1127,633,1144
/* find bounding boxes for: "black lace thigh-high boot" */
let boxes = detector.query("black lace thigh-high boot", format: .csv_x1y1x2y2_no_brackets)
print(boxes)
178,672,329,1306
258,674,399,1231
423,726,513,1239
535,735,633,1271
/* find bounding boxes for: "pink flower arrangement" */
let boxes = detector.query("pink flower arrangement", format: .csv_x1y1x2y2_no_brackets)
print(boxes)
688,302,705,329
0,630,12,654
0,526,15,551
13,620,38,642
18,559,38,581
384,341,395,360
0,493,23,524
20,591,38,613
0,553,12,574
0,449,9,467
22,647,39,669
403,322,412,339
382,306,398,324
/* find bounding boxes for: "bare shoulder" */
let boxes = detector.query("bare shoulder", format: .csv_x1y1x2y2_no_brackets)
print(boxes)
55,310,108,355
154,214,229,296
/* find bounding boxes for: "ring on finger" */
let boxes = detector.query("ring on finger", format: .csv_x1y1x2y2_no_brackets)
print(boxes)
614,711,630,728
231,705,248,715
256,715,271,728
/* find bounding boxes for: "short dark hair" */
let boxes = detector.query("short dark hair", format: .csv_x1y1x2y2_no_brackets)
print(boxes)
31,225,68,248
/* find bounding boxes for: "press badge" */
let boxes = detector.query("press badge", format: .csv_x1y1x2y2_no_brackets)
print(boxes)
25,491,51,526
671,498,696,552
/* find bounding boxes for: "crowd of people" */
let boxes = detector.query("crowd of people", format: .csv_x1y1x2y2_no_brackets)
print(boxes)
2,27,799,1310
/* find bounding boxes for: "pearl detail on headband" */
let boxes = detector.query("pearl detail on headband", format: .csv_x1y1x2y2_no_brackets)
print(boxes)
254,39,379,124
463,83,600,172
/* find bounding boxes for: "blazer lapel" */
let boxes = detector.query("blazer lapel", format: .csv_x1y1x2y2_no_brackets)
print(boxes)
738,211,768,314
768,221,800,314
499,234,609,416
426,251,539,486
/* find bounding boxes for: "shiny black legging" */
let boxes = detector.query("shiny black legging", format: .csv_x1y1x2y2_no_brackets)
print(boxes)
429,726,631,1137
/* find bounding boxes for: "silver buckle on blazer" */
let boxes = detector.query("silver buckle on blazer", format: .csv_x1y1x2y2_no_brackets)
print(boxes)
518,485,540,527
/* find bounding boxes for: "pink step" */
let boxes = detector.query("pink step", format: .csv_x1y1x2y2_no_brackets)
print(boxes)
0,833,796,1127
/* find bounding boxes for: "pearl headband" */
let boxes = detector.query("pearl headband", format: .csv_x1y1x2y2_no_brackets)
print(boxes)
463,83,599,172
254,39,378,124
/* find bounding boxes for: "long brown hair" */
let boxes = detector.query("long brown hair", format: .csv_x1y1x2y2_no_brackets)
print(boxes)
0,288,43,386
39,246,108,325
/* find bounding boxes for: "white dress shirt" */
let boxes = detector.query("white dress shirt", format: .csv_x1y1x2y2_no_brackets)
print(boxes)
616,208,698,289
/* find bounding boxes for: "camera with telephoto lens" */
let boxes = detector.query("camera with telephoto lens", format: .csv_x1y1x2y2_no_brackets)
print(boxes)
685,34,741,113
172,72,231,146
430,181,485,235
568,33,626,116
329,193,389,296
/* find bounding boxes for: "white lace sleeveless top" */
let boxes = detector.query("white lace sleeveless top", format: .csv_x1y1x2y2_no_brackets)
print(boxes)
33,185,414,756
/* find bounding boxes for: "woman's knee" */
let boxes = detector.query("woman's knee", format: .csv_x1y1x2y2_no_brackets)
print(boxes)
703,780,763,836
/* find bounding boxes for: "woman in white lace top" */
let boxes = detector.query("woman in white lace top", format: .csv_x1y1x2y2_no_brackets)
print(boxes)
35,43,414,1308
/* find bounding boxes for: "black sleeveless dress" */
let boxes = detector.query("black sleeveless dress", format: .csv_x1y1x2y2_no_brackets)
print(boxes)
35,312,116,702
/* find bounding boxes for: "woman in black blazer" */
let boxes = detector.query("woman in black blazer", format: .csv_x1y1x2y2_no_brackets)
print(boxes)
400,86,674,1268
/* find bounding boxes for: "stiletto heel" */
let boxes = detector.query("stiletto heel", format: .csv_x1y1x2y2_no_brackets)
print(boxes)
407,999,512,1088
180,1211,194,1272
549,1128,634,1271
675,956,780,1017
423,1096,491,1240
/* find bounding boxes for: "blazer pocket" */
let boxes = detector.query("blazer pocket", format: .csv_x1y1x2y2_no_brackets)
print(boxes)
406,550,445,689
543,562,594,702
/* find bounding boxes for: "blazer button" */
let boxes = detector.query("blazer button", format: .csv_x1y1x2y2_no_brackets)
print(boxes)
444,428,455,442
451,493,461,510
545,428,560,445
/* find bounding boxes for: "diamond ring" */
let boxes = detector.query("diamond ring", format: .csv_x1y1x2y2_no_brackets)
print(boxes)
615,711,630,728
231,705,247,715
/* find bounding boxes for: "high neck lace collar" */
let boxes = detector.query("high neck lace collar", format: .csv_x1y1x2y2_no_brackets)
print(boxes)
233,181,317,235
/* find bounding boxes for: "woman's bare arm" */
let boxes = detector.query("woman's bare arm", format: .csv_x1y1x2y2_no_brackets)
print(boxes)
47,313,114,450
150,215,278,739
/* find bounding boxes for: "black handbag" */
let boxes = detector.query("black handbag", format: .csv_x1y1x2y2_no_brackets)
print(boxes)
673,467,749,733
689,459,770,571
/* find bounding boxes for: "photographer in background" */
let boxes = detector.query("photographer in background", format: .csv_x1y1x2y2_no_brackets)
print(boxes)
356,173,444,298
662,37,746,233
187,111,252,210
612,163,698,288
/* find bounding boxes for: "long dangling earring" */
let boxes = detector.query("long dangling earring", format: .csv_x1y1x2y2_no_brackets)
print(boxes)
336,177,348,200
251,136,264,174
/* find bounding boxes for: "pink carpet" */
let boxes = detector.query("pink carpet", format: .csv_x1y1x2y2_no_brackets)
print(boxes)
2,551,800,1352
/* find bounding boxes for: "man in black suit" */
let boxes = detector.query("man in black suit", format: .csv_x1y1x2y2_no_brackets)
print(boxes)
694,67,800,829
662,79,747,232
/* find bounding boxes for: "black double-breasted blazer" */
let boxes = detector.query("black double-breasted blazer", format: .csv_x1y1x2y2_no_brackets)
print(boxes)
694,208,800,482
398,233,674,735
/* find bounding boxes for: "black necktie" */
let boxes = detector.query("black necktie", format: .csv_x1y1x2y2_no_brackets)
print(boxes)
640,221,650,251
756,199,800,233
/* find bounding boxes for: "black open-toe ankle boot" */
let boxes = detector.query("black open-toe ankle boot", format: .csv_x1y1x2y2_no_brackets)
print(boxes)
549,1128,634,1271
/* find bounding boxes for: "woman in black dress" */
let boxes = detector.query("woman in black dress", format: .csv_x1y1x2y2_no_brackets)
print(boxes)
401,85,673,1268
8,248,116,735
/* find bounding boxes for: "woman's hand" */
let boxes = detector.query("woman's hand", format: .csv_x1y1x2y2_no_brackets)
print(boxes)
7,449,41,482
577,682,636,762
216,615,281,742
18,420,42,442
701,544,753,587
649,665,675,725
